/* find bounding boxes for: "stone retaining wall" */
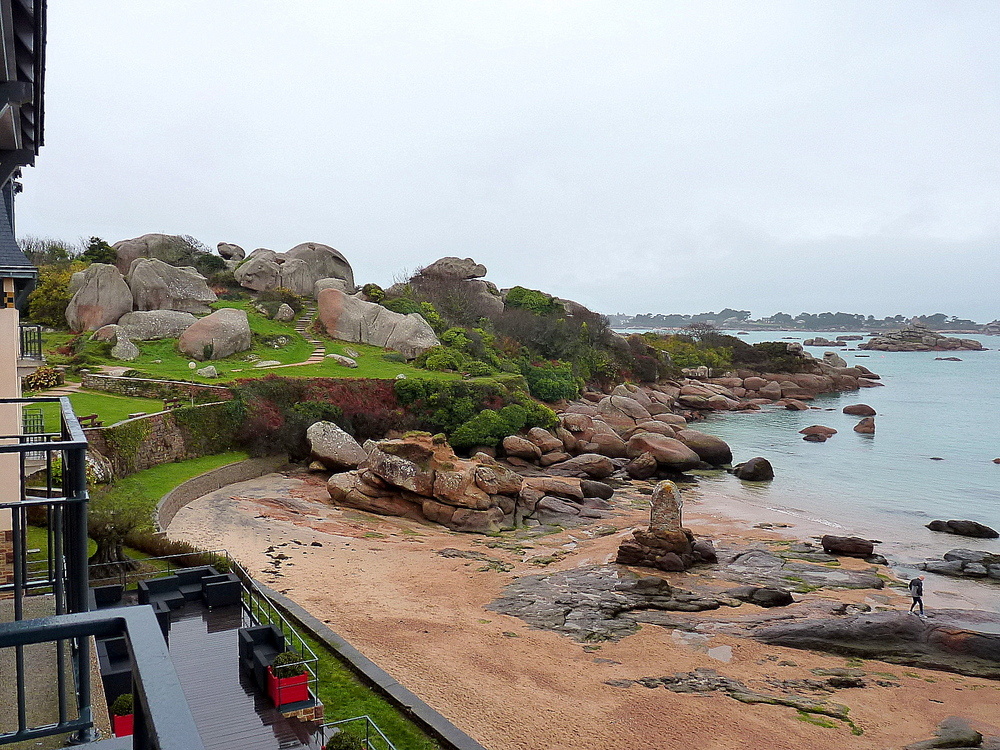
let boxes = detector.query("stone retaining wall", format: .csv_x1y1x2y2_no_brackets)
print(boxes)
81,372,232,402
157,455,289,531
85,402,233,477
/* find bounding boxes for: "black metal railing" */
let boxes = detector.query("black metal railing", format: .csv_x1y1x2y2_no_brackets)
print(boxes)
321,716,398,750
0,606,205,749
18,323,42,361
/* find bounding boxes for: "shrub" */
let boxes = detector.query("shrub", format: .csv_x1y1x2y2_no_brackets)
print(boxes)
423,347,463,372
27,262,85,328
271,650,307,679
109,693,133,717
258,288,304,316
289,401,345,428
208,269,242,292
325,733,366,750
78,236,116,265
361,283,384,303
381,352,407,364
22,365,62,391
464,361,496,377
520,360,578,402
381,297,422,316
449,409,509,450
504,286,559,315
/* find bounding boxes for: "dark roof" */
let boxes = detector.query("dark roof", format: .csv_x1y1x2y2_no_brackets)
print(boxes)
0,180,33,275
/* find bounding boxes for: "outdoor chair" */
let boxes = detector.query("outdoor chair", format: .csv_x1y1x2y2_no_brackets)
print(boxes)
238,624,285,692
96,636,132,705
88,583,124,610
174,565,220,601
201,573,241,609
137,575,185,610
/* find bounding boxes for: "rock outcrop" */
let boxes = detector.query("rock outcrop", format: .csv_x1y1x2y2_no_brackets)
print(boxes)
926,520,999,539
418,257,487,279
234,255,280,292
177,307,252,360
821,535,875,558
316,288,439,359
65,263,134,332
732,457,774,481
307,421,367,470
753,610,1000,678
284,242,355,291
326,434,522,533
127,258,217,313
860,323,986,352
919,549,1000,580
117,310,198,340
616,480,717,572
217,242,245,260
111,233,200,275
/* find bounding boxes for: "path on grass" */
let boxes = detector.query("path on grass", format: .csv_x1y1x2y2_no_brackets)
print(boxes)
255,303,329,370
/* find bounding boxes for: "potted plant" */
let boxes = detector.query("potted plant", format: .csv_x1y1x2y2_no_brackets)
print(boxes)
267,651,309,706
110,693,134,737
325,732,366,750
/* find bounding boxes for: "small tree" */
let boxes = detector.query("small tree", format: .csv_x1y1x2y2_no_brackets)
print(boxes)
79,236,117,265
26,261,86,328
87,491,145,580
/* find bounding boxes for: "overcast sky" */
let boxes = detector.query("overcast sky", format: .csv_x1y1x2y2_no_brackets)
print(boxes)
17,1,1000,320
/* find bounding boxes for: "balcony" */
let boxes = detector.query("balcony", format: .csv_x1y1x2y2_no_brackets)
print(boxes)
0,396,204,748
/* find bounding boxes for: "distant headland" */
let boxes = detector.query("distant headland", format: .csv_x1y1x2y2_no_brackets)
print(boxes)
608,309,1000,334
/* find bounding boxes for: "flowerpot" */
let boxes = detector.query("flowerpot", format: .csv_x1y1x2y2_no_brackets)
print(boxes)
112,713,134,737
267,665,309,706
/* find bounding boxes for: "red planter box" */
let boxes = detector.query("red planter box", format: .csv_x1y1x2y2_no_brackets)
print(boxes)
112,713,134,737
267,665,309,706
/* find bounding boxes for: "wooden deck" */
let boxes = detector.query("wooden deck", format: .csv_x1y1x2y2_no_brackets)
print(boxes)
166,603,323,750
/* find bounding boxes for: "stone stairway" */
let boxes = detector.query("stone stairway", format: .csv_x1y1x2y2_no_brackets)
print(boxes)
261,304,326,369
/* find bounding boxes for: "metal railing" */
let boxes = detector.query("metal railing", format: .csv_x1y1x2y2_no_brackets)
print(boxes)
230,555,321,705
321,716,398,750
0,606,205,749
18,323,42,361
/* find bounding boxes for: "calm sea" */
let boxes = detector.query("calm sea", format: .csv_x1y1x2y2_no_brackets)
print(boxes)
623,329,1000,609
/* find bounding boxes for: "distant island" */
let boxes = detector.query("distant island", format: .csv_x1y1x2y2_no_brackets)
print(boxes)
607,309,1000,334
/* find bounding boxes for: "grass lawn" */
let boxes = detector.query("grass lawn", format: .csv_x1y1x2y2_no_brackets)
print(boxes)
97,451,249,525
276,340,459,381
304,632,440,750
25,390,170,431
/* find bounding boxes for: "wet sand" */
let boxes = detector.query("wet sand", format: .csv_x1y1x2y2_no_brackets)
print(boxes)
168,471,1000,750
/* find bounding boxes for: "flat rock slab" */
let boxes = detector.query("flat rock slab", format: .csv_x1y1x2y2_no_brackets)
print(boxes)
487,565,722,642
721,548,885,591
753,609,1000,679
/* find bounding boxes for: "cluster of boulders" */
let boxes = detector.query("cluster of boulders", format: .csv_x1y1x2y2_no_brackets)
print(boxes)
313,427,615,533
860,322,986,352
984,320,1000,335
485,363,881,479
919,549,1000,581
616,480,717,572
67,233,447,363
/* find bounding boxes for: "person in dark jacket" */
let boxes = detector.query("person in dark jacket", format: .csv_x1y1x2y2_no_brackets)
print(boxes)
909,575,926,616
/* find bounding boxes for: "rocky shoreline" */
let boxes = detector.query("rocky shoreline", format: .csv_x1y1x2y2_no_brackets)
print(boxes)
860,322,986,352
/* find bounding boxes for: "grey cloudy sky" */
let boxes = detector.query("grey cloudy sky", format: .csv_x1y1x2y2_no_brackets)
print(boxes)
17,1,1000,320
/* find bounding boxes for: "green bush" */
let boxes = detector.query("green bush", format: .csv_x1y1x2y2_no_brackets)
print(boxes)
209,269,242,291
79,236,117,265
504,286,560,315
464,361,496,377
423,347,463,372
110,693,133,717
325,733,366,750
361,283,384,303
382,297,422,315
258,288,304,316
271,650,307,679
520,360,579,402
449,409,510,450
27,262,86,328
381,352,407,364
289,401,345,426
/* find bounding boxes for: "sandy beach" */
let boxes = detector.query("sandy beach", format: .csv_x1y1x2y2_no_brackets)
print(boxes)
168,470,1000,750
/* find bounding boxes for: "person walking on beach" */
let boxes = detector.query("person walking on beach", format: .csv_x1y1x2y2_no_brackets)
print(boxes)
909,575,926,616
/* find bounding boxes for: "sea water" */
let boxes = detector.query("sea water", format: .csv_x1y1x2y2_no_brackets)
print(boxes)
655,331,1000,609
